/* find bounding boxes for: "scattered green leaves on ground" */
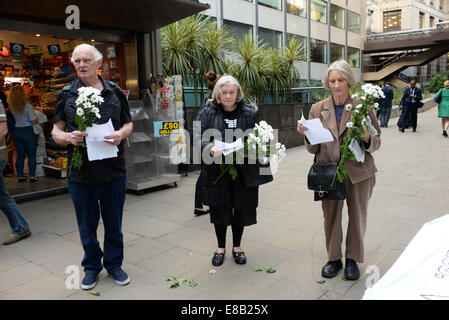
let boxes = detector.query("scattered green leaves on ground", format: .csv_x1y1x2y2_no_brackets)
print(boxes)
167,276,197,288
341,276,349,281
316,280,326,284
188,279,198,288
254,267,276,273
88,290,100,296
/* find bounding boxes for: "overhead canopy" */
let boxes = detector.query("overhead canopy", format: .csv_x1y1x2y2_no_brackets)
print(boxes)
0,0,209,33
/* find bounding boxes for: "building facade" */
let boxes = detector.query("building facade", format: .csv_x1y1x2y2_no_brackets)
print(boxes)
199,0,366,84
365,0,449,84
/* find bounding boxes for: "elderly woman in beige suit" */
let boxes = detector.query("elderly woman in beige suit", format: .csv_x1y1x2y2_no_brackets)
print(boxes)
297,60,381,281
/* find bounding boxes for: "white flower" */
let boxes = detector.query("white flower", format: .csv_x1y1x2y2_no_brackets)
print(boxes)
347,122,354,128
361,96,366,100
374,102,379,108
95,113,101,119
356,104,363,109
345,104,353,111
93,107,100,114
209,270,216,274
76,108,84,117
362,118,368,125
351,93,359,99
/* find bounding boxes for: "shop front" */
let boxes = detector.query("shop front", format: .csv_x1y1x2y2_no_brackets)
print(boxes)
0,0,209,202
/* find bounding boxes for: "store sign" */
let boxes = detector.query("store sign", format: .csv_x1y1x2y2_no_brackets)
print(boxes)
63,41,76,52
10,43,24,57
48,44,61,55
154,121,180,137
0,45,10,57
29,45,43,55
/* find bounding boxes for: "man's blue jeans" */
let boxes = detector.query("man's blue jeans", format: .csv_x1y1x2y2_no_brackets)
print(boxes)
0,160,30,235
68,176,127,275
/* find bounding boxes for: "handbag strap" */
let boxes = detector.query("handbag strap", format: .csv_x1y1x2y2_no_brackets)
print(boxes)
313,128,347,164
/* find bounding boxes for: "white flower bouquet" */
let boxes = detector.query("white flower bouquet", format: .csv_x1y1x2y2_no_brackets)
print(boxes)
215,120,286,184
333,83,384,183
70,87,103,174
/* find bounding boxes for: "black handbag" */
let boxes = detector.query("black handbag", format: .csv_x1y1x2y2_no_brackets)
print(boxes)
307,129,347,201
242,161,273,187
307,162,347,201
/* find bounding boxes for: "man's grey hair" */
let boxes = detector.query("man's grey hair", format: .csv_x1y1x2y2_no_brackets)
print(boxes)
323,59,357,90
211,74,244,104
70,44,103,63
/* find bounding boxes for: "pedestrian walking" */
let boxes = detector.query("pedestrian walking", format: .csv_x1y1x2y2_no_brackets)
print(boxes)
7,85,38,182
297,60,381,281
194,71,221,216
379,82,394,128
0,99,32,245
198,75,260,267
398,80,423,133
51,44,133,290
433,80,449,137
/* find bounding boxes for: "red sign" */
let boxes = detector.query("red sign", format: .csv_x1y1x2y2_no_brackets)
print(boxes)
0,45,11,57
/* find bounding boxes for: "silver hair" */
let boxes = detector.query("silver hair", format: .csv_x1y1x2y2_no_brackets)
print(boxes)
211,74,244,104
70,44,103,63
323,60,357,90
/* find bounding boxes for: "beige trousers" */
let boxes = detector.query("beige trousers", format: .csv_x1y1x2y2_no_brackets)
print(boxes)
321,175,376,263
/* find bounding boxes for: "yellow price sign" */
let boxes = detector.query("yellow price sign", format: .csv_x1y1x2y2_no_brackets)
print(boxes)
157,121,180,136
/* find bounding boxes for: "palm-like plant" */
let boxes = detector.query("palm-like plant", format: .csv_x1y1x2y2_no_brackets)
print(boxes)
280,38,304,102
261,48,288,103
234,34,267,102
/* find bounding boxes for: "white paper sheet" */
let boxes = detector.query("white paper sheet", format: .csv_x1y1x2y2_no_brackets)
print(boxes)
214,138,244,156
300,113,334,145
363,214,449,300
85,119,118,161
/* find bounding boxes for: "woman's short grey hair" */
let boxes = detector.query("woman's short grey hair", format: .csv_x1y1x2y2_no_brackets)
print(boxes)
211,74,244,103
444,80,449,89
70,44,103,63
323,60,357,90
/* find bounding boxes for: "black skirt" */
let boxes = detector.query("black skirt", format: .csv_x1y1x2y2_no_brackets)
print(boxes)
209,206,257,227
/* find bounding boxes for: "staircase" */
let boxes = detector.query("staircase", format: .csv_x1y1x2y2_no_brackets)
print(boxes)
363,45,449,82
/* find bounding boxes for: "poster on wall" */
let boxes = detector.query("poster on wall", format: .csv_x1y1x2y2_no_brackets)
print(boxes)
29,45,43,55
63,41,76,52
47,44,61,55
10,43,24,57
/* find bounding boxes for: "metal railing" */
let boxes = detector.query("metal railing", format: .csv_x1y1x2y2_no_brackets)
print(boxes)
366,21,449,41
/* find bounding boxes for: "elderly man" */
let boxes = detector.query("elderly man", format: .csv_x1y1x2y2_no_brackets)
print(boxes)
52,44,133,290
399,80,423,133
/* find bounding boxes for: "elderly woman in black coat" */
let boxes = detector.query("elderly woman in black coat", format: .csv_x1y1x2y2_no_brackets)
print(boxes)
198,75,259,267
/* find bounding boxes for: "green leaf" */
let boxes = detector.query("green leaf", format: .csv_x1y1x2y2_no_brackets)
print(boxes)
166,276,176,281
316,280,326,284
188,279,198,287
88,290,100,296
178,277,187,285
341,276,349,281
266,268,276,274
254,268,263,272
228,165,238,180
170,281,180,288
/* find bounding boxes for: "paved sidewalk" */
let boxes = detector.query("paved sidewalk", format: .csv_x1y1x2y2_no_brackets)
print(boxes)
0,106,447,300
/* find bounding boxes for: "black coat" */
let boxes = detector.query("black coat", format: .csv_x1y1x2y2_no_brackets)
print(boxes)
198,99,260,210
380,86,394,108
400,86,423,108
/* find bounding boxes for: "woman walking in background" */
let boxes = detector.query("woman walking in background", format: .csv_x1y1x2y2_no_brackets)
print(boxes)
433,80,449,137
7,85,38,182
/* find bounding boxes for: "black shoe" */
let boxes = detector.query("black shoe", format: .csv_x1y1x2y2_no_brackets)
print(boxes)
399,128,404,133
194,209,209,216
412,128,416,132
232,250,247,265
212,251,225,266
344,258,360,281
321,259,343,278
443,130,448,137
17,177,26,182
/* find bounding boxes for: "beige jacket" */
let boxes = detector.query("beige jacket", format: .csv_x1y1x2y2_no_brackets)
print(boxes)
305,96,381,184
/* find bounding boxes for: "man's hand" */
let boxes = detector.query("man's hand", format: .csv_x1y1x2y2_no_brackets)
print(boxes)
70,131,88,146
297,120,308,135
104,131,123,146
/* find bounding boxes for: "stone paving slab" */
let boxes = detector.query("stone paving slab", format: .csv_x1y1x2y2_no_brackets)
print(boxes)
0,106,448,300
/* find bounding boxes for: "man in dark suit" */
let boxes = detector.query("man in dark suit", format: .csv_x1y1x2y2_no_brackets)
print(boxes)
399,80,423,132
379,82,394,128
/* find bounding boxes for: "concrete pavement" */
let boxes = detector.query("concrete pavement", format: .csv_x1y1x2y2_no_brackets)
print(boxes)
0,105,448,300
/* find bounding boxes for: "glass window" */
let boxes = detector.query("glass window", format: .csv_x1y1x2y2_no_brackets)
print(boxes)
330,43,345,62
287,0,307,18
383,10,401,31
311,38,327,64
259,27,283,49
419,12,425,29
331,4,345,29
348,47,360,68
311,0,327,24
347,10,360,33
224,20,252,43
259,0,282,10
287,33,307,61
